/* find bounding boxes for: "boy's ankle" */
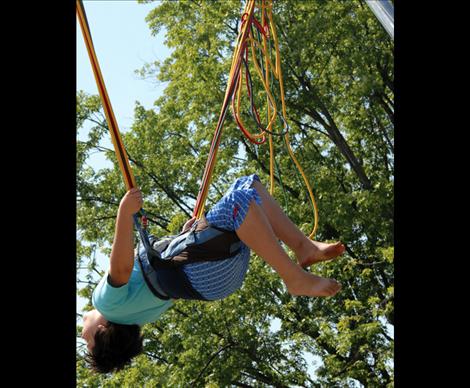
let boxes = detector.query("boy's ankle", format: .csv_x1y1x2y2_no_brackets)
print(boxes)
291,237,310,257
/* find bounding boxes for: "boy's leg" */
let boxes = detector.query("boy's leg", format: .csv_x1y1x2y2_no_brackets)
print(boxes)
236,199,341,297
251,180,345,268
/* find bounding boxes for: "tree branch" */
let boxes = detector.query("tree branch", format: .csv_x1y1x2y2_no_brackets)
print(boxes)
286,62,373,190
144,351,169,365
190,343,234,386
230,381,253,388
128,154,193,217
78,196,119,207
289,116,331,139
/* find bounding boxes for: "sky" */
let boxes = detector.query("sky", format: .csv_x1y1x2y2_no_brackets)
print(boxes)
77,1,171,130
76,0,322,378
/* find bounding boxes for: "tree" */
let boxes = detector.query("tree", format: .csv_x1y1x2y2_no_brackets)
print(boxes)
77,1,394,386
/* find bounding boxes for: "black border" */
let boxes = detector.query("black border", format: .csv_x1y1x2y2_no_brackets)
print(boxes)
4,0,453,384
394,0,460,384
4,1,76,385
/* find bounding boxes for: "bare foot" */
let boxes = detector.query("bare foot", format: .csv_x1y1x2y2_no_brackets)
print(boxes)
286,270,341,297
296,239,345,268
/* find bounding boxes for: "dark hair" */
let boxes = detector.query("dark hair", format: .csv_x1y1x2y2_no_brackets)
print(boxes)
86,321,144,374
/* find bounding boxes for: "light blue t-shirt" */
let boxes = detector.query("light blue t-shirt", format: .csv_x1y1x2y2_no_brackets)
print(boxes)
92,258,174,326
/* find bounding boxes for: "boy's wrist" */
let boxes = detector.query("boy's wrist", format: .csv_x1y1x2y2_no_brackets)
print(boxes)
117,206,134,218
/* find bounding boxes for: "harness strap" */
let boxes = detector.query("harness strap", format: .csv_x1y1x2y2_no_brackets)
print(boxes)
136,247,170,300
76,0,136,191
137,238,209,301
194,0,320,239
192,0,256,220
150,214,242,270
77,0,156,253
133,210,154,255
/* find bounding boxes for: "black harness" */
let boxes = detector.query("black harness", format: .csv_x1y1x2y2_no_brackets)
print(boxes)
135,213,242,300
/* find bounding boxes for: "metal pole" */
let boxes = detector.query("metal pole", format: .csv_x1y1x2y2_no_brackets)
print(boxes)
365,0,394,40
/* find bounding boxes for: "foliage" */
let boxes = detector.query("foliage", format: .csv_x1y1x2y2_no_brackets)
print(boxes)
77,0,393,386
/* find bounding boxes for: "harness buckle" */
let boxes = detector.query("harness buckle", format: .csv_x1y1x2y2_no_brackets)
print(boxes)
141,214,148,230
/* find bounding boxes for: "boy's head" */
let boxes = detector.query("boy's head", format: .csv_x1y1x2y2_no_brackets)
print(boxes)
81,309,144,373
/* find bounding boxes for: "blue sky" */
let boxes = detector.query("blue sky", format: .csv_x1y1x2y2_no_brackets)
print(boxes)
76,0,323,378
77,1,171,132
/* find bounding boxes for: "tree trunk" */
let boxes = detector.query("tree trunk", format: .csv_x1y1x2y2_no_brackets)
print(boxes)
288,65,373,190
324,119,373,190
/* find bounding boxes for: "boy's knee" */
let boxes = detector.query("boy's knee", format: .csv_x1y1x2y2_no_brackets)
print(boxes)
251,179,264,192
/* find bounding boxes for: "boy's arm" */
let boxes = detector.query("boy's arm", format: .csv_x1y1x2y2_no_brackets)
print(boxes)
108,188,143,287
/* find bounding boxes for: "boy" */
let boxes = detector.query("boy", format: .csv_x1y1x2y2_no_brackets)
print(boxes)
81,175,344,373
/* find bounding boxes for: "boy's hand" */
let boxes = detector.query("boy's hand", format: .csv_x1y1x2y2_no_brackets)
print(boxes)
182,217,197,232
119,187,143,216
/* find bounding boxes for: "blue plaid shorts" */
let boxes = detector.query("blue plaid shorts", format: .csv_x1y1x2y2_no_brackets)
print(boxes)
181,174,262,300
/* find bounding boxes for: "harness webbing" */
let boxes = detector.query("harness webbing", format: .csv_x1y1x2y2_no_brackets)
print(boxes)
76,0,136,191
77,0,153,253
192,0,257,220
193,0,319,238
